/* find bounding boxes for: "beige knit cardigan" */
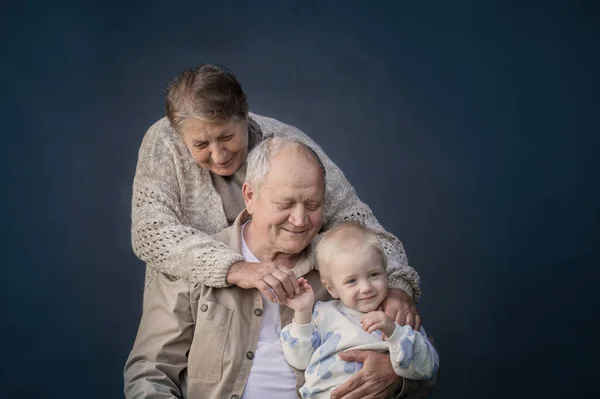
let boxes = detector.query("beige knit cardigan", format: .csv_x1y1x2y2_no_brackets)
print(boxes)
131,113,421,302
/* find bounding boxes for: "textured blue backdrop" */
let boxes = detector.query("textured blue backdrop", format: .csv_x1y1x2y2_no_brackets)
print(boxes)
2,1,599,398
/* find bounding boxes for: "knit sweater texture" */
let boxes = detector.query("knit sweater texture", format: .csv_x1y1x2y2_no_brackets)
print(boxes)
131,113,421,301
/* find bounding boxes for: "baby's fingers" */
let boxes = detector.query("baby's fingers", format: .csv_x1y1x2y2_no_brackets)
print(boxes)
366,322,383,334
361,319,374,332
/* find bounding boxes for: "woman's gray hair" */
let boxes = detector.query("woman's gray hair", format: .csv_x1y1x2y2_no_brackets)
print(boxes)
246,137,326,193
165,64,248,133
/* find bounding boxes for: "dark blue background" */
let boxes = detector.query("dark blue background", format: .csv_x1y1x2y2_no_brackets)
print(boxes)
2,1,599,398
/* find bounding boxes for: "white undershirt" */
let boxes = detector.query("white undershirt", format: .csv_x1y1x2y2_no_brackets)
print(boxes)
240,222,297,399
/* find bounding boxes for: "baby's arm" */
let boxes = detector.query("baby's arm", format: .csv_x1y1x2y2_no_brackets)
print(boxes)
387,325,439,381
280,279,321,370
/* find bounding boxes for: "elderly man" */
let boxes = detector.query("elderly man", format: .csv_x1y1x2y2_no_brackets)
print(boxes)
124,137,433,398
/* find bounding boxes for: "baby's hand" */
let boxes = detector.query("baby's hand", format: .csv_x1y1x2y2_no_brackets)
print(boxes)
285,278,314,313
360,310,396,338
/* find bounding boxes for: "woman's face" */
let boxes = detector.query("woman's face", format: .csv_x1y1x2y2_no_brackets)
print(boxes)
180,118,249,176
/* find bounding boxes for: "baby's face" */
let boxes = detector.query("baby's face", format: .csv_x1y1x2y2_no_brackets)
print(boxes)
324,249,387,313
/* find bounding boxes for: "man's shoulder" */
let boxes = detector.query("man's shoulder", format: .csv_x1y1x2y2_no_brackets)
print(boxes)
211,228,230,245
146,271,194,303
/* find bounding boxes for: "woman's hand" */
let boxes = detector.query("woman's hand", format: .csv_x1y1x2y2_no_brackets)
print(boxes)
226,260,299,304
381,288,421,330
360,311,396,338
331,350,402,399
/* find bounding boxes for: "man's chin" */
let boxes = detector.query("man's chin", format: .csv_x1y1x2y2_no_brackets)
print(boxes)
280,240,311,255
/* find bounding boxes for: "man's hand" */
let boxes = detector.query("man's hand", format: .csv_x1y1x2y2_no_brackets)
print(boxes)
381,288,421,330
226,261,299,304
331,350,402,399
360,311,396,338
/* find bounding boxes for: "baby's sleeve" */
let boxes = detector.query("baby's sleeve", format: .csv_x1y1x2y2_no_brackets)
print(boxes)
387,325,439,381
280,307,323,371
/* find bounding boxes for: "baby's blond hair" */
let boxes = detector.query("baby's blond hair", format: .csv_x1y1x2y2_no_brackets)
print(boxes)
316,222,387,283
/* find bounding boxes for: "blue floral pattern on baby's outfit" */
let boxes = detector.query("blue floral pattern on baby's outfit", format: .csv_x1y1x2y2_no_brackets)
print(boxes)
306,331,341,380
398,330,415,368
311,329,321,350
300,386,317,398
281,330,298,348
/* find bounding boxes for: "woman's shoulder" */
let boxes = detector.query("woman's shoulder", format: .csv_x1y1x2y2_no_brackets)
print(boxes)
139,117,188,157
249,112,311,140
143,117,178,143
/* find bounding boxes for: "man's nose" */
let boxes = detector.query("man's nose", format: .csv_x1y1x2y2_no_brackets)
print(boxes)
289,204,307,226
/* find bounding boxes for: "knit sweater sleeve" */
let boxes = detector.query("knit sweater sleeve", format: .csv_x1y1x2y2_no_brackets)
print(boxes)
131,121,245,287
259,115,421,302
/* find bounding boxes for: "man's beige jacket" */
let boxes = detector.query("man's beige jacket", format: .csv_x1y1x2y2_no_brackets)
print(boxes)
124,210,331,399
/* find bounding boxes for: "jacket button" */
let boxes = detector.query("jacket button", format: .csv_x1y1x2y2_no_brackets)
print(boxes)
246,351,254,360
200,304,208,312
254,308,263,316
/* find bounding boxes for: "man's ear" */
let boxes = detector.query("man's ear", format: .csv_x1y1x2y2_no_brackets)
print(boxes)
242,182,255,214
321,280,339,299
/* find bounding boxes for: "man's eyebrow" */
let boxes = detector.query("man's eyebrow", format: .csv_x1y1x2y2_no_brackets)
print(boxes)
305,198,322,203
272,194,292,200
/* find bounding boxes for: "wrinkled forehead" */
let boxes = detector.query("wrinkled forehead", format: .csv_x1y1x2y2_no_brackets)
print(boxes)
274,151,324,179
262,176,324,199
180,118,242,138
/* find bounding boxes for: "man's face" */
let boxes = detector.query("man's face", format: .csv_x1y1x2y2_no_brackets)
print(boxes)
243,149,324,256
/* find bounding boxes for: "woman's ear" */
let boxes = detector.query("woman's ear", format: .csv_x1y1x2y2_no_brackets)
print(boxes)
321,280,339,299
242,182,255,214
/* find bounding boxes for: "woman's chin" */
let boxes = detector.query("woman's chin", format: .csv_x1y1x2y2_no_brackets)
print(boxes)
210,162,239,176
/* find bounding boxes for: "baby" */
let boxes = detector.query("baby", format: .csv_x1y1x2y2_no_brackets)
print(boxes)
280,222,439,399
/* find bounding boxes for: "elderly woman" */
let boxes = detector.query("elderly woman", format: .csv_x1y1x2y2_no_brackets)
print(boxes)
131,64,425,397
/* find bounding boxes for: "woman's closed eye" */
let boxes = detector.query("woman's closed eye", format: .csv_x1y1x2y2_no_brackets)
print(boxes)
219,134,234,142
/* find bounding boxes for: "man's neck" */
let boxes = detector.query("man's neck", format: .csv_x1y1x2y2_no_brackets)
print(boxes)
243,221,300,267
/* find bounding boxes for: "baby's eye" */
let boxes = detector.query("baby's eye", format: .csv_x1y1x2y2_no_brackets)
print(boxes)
345,278,356,285
369,273,380,278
